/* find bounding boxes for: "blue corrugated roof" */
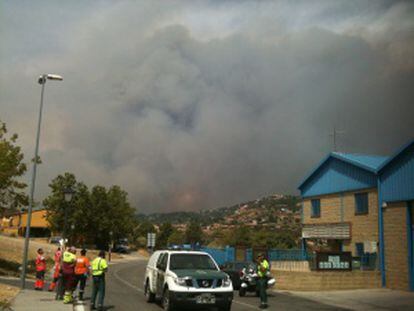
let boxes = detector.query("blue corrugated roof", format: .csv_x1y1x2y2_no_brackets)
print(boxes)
298,152,389,190
333,153,389,172
377,139,414,172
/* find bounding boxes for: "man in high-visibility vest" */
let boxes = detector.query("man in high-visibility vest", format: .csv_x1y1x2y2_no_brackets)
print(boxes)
90,250,108,310
62,246,77,304
256,253,270,309
74,249,90,301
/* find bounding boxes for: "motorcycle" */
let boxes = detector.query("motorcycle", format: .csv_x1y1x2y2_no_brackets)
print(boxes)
238,264,276,297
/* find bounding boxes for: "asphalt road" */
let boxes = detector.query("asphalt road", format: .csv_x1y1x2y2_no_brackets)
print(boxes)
79,257,348,311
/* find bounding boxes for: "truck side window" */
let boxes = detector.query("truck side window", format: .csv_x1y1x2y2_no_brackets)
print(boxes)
156,253,165,270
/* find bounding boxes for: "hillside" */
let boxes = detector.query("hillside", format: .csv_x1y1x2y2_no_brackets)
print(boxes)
137,194,301,227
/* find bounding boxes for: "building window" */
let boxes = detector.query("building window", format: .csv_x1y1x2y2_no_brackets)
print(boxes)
355,243,364,257
311,199,321,218
355,192,369,215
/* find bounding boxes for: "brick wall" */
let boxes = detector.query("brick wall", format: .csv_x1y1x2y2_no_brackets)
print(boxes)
303,189,379,255
303,193,341,224
342,190,378,254
383,202,409,291
272,269,381,291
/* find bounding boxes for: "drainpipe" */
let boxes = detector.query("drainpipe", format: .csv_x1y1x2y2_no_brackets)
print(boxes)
407,201,413,291
377,178,386,287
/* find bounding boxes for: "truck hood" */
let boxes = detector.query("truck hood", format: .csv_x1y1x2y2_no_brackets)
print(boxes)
172,269,227,279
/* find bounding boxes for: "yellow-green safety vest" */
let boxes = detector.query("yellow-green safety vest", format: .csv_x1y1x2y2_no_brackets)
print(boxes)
258,259,269,278
63,251,76,263
91,257,108,276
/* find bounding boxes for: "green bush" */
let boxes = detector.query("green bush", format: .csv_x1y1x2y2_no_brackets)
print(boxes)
0,258,20,272
0,299,12,310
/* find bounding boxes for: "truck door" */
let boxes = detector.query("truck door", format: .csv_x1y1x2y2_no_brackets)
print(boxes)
156,253,168,296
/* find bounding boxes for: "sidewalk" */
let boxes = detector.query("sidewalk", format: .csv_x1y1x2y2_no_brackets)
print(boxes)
282,288,414,311
11,289,72,311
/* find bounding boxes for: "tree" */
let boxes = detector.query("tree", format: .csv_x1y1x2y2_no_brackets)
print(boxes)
0,121,28,213
223,225,251,247
156,222,173,249
107,185,135,241
185,221,203,245
43,172,90,244
44,172,136,249
167,229,184,245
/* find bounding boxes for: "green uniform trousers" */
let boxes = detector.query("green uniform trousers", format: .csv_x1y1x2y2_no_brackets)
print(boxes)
258,277,268,304
91,276,105,308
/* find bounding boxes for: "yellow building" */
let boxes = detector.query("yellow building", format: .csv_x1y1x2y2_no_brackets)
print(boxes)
0,209,50,237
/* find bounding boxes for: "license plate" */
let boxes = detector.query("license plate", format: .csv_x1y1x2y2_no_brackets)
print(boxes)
196,293,216,304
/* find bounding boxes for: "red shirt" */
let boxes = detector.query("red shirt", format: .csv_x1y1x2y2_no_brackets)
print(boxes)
35,254,46,271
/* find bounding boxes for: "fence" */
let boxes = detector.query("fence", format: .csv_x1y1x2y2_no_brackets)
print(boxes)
196,246,377,271
198,246,312,264
200,246,235,266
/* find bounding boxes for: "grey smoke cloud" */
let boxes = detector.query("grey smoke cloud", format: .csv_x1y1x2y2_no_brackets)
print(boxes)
1,0,413,213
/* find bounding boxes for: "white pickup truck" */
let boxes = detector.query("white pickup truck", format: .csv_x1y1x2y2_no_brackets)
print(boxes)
144,250,233,311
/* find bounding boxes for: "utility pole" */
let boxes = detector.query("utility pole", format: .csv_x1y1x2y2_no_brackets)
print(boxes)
329,127,345,152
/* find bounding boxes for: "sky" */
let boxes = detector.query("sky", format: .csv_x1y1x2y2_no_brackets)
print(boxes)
1,0,413,213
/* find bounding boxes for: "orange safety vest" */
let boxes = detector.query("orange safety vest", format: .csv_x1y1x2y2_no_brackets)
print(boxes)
54,250,62,264
75,256,90,275
35,254,46,271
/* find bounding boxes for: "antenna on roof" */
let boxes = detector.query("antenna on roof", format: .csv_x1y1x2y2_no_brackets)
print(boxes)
329,127,345,152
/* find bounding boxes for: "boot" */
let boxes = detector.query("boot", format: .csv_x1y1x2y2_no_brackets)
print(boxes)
48,282,56,292
39,279,44,290
63,291,73,304
34,280,40,289
79,291,83,301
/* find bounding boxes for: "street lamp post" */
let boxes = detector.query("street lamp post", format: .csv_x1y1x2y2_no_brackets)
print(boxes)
62,187,74,244
20,74,63,289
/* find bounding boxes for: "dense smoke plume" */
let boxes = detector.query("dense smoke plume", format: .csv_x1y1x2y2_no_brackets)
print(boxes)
1,1,413,212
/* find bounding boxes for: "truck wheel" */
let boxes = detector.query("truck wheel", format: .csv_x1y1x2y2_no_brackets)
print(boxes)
162,288,175,311
144,280,155,303
238,287,246,297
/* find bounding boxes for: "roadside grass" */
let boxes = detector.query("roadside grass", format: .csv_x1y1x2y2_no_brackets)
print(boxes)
0,235,57,264
0,235,57,277
0,235,123,270
0,283,19,310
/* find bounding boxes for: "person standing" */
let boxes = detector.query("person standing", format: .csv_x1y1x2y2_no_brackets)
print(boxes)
256,253,270,309
74,249,90,301
48,247,62,292
62,246,77,304
34,248,46,290
90,250,108,310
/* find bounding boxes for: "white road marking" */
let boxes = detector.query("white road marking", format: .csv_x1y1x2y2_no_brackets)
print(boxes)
73,302,85,311
232,299,261,310
113,265,144,293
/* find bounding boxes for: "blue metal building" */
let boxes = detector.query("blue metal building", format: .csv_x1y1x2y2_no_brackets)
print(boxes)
298,139,414,291
377,140,414,291
298,152,388,198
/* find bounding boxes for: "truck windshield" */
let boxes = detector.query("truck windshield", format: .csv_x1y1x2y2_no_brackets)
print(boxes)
169,254,218,270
